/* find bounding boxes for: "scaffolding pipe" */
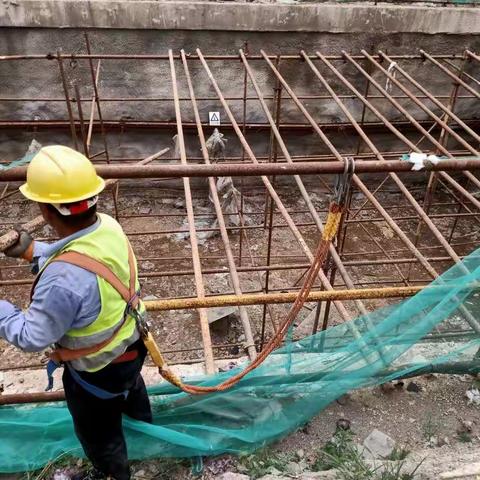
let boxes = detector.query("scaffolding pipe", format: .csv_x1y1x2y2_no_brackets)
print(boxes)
2,158,479,183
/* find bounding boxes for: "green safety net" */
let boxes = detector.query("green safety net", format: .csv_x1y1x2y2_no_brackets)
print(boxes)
1,247,480,473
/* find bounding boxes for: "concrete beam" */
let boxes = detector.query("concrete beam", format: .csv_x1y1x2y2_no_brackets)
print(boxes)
1,1,480,34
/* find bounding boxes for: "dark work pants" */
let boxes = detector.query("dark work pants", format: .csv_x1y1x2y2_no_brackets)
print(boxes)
62,340,152,480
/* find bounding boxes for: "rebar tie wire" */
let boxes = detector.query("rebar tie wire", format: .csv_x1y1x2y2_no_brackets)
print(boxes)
146,158,356,394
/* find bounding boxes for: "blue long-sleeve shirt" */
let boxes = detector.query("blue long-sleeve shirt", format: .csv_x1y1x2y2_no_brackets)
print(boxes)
0,219,102,352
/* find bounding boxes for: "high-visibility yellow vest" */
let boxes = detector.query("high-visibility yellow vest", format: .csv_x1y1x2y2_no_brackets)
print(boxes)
38,213,141,372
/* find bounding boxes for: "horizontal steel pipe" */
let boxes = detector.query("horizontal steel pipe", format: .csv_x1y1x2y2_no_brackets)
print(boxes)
1,360,477,406
0,94,475,102
7,119,478,134
143,285,429,311
2,159,480,182
0,53,462,62
0,391,66,405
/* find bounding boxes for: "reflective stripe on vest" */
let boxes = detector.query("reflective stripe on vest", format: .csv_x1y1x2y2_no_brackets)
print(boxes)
34,213,141,372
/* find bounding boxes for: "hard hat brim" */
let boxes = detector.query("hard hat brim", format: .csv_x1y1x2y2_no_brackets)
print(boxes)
19,176,106,204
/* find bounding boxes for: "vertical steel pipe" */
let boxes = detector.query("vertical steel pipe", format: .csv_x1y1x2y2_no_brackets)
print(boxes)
84,33,111,163
56,49,78,150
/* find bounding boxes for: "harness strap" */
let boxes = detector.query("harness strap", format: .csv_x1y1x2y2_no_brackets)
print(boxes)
38,242,139,363
127,240,137,303
52,251,133,303
66,363,129,400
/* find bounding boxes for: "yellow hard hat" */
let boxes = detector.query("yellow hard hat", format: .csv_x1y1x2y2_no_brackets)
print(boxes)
19,145,105,204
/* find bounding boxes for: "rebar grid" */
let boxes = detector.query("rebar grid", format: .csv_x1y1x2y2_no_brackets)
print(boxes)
0,41,479,373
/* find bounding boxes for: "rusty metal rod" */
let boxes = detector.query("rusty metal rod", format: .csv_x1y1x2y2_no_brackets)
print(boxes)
0,256,461,285
6,118,470,133
144,284,421,307
181,50,258,360
0,148,473,165
169,50,215,373
3,211,478,249
443,59,480,88
0,53,463,61
1,94,475,102
15,216,471,242
466,50,480,63
0,274,432,288
261,53,282,344
86,59,102,152
73,82,89,157
2,149,474,167
85,33,111,163
3,159,480,183
421,50,480,100
56,49,78,150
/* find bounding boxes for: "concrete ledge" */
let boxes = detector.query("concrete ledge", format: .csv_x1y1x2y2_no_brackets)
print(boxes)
1,1,480,33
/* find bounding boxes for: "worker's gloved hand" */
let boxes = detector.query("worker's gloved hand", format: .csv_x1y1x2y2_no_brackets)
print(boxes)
4,230,34,261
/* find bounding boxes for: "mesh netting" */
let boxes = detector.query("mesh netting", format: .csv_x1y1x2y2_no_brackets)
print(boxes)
1,248,479,472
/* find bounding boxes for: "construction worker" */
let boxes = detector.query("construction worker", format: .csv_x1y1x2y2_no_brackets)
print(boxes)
0,146,152,480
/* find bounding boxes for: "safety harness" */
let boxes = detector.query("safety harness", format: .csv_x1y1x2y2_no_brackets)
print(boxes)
32,242,160,398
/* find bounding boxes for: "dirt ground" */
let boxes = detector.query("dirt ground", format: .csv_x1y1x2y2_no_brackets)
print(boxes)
129,375,480,479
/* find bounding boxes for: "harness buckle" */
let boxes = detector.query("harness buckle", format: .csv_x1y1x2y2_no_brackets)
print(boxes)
132,309,150,338
125,291,150,338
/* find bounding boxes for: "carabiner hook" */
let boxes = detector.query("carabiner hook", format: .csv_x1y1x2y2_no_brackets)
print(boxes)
333,156,355,206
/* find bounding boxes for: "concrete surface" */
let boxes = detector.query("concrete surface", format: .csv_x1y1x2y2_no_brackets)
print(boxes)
0,1,479,162
1,1,480,33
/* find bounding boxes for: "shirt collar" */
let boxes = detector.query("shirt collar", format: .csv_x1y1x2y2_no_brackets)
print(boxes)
42,216,101,259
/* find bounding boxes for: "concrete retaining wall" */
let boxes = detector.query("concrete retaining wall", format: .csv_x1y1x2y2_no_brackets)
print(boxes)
1,1,479,160
2,1,480,34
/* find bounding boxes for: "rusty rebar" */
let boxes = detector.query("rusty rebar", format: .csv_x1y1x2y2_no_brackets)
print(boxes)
421,50,480,100
169,50,215,373
180,49,258,361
